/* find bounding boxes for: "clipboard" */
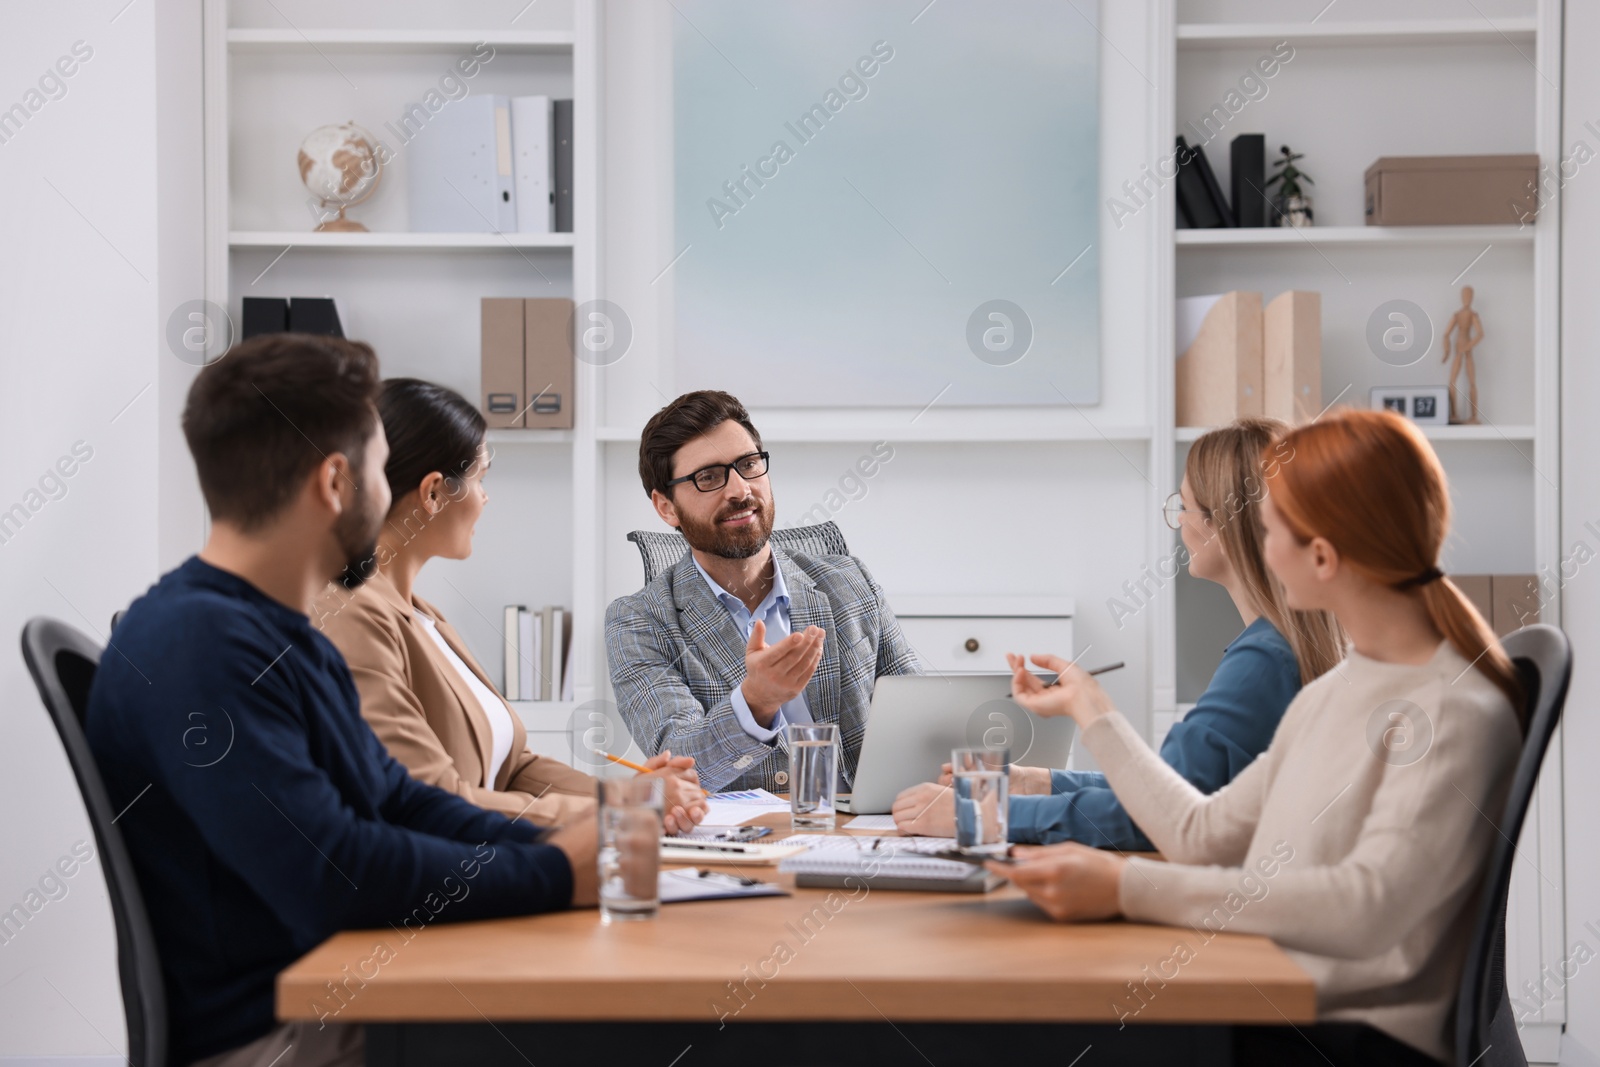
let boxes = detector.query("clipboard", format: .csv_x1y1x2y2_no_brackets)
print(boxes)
659,869,790,904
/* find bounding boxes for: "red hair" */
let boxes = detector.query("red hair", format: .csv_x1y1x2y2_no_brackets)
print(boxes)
1264,409,1523,719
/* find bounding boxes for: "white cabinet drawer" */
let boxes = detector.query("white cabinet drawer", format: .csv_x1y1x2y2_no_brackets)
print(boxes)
896,615,1073,674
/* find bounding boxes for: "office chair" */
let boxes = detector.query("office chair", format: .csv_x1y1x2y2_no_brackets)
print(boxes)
1455,623,1571,1067
626,519,850,585
21,617,167,1067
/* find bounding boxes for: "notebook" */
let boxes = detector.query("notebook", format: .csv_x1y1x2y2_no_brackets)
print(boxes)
778,836,1007,893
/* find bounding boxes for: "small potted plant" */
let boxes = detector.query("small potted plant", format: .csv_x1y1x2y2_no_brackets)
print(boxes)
1265,145,1315,228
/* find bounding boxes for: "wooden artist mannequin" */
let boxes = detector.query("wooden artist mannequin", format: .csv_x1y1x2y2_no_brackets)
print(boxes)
1442,286,1483,424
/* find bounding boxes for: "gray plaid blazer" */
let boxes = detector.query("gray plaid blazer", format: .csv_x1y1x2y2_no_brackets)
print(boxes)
604,546,922,792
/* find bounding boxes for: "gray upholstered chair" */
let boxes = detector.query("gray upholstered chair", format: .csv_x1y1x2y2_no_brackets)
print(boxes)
626,521,850,586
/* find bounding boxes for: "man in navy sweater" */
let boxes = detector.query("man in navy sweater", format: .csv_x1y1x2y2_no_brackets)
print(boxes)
86,335,596,1067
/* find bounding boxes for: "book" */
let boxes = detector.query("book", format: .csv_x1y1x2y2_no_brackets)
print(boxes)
555,607,571,700
286,297,343,337
408,94,517,233
510,95,552,234
241,297,288,339
502,605,522,700
1230,133,1267,227
1192,138,1236,227
540,606,557,701
518,608,539,703
1175,190,1194,229
552,99,573,233
778,836,1007,893
1175,136,1223,229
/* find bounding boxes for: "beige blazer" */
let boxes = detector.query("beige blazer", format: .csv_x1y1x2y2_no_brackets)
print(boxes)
315,570,596,826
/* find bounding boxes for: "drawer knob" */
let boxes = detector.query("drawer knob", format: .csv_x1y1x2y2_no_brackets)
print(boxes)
964,638,980,653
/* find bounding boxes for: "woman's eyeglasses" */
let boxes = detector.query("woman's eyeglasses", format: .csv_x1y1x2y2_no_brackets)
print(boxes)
1163,491,1187,531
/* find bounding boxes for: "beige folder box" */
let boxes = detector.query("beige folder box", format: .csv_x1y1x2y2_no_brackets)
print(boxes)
481,298,526,429
1263,291,1321,425
1363,154,1540,226
1454,575,1494,625
524,297,575,430
1490,574,1540,636
1176,291,1263,428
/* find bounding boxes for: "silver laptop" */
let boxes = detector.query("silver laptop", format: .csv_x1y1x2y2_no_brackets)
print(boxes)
838,673,1076,815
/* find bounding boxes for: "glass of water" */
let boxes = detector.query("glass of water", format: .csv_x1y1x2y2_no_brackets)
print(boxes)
786,722,839,831
951,747,1010,855
598,776,664,923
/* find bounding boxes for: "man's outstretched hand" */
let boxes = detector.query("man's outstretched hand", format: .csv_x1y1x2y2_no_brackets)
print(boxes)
740,619,825,728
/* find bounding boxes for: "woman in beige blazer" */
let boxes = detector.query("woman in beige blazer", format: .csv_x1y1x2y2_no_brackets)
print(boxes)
317,378,706,832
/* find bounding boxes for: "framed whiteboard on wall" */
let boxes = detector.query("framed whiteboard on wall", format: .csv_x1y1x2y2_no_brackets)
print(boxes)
671,0,1101,407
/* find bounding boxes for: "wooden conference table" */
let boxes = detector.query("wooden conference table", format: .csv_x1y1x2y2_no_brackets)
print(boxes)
278,812,1313,1066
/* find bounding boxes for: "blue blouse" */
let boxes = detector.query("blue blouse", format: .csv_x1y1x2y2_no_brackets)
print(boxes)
1008,616,1302,849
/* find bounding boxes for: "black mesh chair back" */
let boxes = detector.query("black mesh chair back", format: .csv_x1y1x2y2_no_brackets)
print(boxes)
626,520,850,586
1455,624,1571,1067
21,617,167,1067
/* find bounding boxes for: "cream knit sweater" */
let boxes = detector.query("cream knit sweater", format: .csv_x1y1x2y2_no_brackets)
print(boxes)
1086,641,1520,1062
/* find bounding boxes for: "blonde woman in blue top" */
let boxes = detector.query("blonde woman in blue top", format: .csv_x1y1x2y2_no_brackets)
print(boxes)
893,418,1345,847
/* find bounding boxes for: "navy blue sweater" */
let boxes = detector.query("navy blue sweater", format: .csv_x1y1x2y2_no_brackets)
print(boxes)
1008,617,1302,849
86,558,575,1064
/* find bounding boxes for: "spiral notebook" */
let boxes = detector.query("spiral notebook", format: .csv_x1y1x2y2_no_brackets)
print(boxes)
778,836,1006,893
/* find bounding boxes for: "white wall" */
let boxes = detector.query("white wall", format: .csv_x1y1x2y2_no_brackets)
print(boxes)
596,2,1163,745
0,0,200,1058
1559,0,1600,1061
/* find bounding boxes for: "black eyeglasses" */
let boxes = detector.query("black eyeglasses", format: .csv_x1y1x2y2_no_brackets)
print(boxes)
667,451,770,493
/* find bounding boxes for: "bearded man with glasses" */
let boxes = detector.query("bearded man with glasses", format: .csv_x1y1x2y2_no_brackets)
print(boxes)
604,390,921,792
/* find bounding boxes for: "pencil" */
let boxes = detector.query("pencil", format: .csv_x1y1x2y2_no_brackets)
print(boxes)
597,750,651,773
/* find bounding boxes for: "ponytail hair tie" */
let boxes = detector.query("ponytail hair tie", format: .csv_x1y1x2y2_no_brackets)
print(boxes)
1395,566,1444,591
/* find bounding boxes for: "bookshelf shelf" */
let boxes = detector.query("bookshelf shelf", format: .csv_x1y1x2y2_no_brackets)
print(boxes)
228,231,576,251
1175,19,1537,49
226,29,575,54
1175,225,1532,248
485,429,574,446
594,424,1155,444
1175,424,1535,443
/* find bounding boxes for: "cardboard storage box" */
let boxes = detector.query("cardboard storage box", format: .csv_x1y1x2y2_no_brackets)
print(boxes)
1364,154,1539,226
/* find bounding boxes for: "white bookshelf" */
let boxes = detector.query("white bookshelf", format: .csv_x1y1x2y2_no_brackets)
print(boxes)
203,0,600,766
1161,1,1564,1048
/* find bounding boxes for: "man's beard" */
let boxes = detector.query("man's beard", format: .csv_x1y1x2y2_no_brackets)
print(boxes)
334,489,385,591
676,493,774,560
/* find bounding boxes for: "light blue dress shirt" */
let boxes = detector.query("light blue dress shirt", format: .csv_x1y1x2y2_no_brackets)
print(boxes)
690,554,813,743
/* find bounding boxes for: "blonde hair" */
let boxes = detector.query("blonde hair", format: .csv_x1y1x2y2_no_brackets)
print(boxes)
1187,417,1346,684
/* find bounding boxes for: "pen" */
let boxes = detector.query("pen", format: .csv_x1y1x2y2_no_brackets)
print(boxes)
1043,661,1125,688
662,839,760,854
